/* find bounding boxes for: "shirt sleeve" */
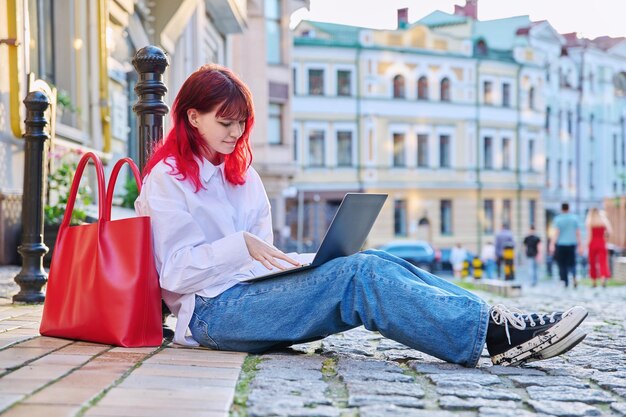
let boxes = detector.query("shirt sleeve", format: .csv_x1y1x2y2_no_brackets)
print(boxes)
246,168,274,246
137,167,253,294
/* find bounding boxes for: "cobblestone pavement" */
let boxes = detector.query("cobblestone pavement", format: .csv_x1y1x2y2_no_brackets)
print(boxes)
241,278,626,417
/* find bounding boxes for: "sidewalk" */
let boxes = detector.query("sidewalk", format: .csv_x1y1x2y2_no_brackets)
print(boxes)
1,265,625,416
0,266,244,417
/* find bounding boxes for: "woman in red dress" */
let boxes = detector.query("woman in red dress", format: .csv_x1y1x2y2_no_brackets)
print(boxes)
585,208,613,287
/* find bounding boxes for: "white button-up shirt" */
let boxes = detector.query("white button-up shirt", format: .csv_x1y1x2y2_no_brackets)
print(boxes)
135,157,272,346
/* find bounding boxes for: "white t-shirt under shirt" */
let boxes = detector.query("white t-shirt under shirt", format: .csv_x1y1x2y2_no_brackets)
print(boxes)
135,157,309,346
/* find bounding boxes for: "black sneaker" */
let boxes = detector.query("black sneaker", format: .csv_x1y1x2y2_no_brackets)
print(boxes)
487,304,588,366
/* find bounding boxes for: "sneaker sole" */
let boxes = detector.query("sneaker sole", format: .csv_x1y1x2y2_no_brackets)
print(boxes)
525,328,587,363
491,306,588,366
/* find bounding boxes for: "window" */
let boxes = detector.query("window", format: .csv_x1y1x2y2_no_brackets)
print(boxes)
529,200,536,228
440,78,451,101
308,69,324,95
484,199,494,234
29,0,55,82
502,199,511,229
614,134,618,166
393,75,405,99
557,159,562,188
336,131,352,166
267,104,282,145
393,133,406,167
440,200,452,235
529,86,535,110
502,137,511,170
292,68,297,95
528,139,535,171
265,0,281,64
567,110,573,136
546,106,551,133
439,135,451,168
308,130,325,166
589,161,594,190
417,76,428,100
483,136,493,169
394,200,407,236
293,128,298,161
337,70,351,96
417,134,429,167
502,83,511,107
568,160,573,189
589,114,595,140
483,81,493,105
545,158,550,187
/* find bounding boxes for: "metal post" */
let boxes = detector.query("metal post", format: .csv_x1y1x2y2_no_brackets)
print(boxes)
131,45,169,172
13,91,51,303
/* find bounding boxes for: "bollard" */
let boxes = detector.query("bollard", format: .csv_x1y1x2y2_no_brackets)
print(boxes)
503,243,515,281
131,45,169,172
132,45,171,334
472,256,483,280
461,259,470,279
13,91,51,303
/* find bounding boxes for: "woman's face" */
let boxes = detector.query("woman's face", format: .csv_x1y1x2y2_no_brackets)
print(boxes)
187,107,246,164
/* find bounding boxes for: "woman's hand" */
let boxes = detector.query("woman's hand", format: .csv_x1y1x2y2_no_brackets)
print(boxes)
243,232,301,271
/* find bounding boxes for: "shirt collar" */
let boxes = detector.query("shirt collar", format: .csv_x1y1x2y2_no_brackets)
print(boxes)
197,157,225,184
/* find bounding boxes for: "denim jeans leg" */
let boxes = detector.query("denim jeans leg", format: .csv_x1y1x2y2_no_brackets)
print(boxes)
189,250,489,367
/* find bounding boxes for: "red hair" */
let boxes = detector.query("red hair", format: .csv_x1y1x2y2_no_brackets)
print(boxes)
143,64,255,190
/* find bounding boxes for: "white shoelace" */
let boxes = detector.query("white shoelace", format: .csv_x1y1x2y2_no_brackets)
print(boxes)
490,304,558,345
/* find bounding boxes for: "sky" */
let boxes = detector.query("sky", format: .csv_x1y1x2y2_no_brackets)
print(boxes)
290,0,626,39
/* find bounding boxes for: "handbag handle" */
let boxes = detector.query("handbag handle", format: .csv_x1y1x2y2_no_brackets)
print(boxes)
104,157,142,222
60,152,106,229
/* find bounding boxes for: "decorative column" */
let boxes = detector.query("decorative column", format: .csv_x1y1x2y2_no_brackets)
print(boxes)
131,45,169,172
13,91,51,303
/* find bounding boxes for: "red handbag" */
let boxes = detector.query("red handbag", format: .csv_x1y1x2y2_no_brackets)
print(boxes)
40,152,162,347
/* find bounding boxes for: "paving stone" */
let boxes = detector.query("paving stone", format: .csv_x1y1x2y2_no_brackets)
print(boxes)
479,407,553,417
435,381,521,401
611,402,626,416
360,406,466,417
410,362,485,375
438,396,520,410
346,380,425,397
1,404,81,417
427,373,501,386
486,366,546,376
248,403,340,417
348,394,425,408
84,406,224,417
527,400,602,416
509,375,589,388
590,374,626,389
526,385,614,404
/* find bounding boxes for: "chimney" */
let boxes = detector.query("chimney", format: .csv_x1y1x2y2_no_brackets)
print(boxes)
397,8,409,29
454,0,478,19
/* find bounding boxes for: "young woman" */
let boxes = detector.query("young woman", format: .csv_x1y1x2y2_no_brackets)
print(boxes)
136,64,588,367
585,207,613,287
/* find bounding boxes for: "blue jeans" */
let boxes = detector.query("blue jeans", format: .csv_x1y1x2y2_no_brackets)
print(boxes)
527,256,539,286
189,249,489,367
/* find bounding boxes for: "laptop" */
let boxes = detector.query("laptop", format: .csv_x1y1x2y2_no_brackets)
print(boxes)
242,193,388,282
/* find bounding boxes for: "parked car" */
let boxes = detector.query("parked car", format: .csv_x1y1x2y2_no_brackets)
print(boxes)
378,240,437,272
436,247,476,272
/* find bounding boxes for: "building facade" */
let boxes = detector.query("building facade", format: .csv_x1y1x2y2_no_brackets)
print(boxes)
291,5,626,254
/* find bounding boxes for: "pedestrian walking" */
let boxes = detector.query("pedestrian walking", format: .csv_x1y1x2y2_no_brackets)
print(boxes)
549,203,582,288
523,225,541,286
135,64,588,367
480,241,497,279
495,224,514,279
586,207,612,288
450,243,467,279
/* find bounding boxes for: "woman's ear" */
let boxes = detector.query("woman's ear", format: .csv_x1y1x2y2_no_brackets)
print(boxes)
187,109,199,127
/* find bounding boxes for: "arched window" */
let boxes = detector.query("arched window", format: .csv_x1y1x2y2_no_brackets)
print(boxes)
440,77,451,102
476,39,488,56
529,86,535,110
417,76,428,100
613,72,626,97
393,75,406,99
